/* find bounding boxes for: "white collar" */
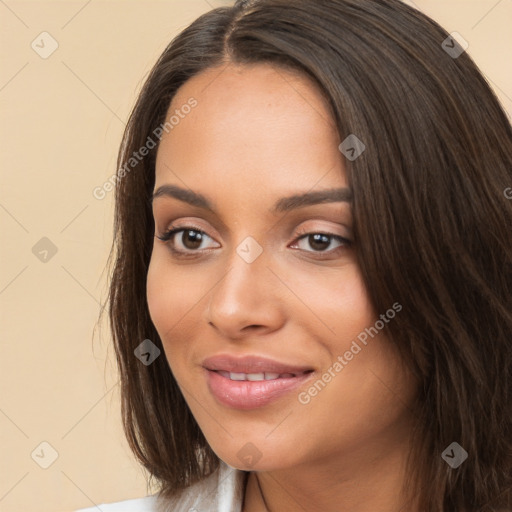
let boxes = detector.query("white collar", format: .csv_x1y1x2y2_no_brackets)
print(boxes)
155,461,248,512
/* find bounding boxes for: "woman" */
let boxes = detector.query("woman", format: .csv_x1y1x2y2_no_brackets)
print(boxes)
77,0,512,510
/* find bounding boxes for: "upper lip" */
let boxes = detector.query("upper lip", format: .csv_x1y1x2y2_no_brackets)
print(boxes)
202,354,314,375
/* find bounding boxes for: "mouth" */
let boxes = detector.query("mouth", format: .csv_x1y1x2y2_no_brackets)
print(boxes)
214,370,313,381
202,354,314,375
202,354,315,409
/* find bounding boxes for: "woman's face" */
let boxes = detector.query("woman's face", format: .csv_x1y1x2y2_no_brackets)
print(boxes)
147,63,418,473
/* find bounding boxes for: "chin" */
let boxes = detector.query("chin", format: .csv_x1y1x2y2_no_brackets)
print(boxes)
208,437,298,473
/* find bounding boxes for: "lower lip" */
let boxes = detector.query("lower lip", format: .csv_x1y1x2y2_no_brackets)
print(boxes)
205,369,313,410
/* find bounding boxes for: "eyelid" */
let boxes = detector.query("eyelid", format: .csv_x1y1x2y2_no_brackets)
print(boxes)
293,222,351,240
156,223,217,244
156,220,350,243
156,222,352,260
156,218,219,240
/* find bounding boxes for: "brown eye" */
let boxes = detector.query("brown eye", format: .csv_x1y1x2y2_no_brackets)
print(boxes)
294,232,348,253
156,225,219,256
307,234,331,251
180,229,204,250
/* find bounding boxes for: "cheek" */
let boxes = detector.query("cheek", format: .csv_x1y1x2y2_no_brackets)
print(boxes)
289,261,376,344
146,249,203,328
146,253,172,332
146,252,192,355
146,250,213,374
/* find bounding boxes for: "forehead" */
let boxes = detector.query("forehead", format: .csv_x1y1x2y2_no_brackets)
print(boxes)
154,63,345,195
171,62,333,123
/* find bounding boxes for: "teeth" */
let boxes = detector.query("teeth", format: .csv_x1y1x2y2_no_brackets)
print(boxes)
217,371,295,381
247,373,265,381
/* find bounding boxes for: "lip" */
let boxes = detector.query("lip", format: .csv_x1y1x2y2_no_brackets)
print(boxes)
202,354,315,410
202,354,314,375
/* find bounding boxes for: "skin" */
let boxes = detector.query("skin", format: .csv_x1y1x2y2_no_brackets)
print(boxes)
147,62,420,512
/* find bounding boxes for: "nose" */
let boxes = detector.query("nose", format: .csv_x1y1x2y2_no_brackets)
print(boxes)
205,248,285,339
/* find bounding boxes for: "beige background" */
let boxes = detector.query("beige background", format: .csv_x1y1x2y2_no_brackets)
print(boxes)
0,1,510,511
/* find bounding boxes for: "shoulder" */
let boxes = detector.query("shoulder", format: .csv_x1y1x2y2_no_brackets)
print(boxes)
73,462,248,512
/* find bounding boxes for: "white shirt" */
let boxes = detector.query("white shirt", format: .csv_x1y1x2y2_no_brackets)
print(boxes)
74,462,247,512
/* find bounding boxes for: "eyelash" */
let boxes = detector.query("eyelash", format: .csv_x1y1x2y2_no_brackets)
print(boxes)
156,223,352,260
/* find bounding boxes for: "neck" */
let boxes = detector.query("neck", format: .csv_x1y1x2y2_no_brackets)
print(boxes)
242,425,420,512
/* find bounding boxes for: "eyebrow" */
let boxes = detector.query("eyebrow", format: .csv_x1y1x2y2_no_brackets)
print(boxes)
150,184,352,213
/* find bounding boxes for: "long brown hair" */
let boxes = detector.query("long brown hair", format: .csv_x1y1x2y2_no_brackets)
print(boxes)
102,0,512,509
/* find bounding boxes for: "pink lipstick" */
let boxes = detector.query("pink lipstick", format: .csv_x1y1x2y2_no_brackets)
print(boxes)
202,354,314,409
